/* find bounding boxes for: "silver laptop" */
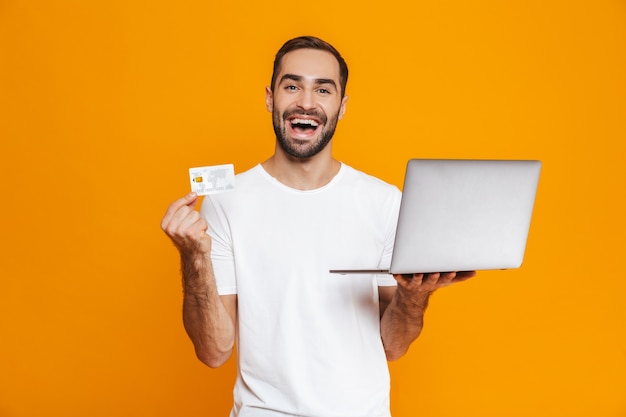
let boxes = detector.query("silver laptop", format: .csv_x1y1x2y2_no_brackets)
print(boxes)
330,159,541,274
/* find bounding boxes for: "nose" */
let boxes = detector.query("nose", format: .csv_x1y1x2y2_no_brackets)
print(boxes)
296,89,316,111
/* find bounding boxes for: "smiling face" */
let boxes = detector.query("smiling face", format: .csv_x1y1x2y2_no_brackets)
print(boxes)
266,48,348,160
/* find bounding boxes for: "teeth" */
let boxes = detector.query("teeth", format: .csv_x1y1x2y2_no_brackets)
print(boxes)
291,118,319,127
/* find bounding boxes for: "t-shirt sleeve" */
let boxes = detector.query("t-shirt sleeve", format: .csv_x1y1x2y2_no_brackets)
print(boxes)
377,188,402,287
200,195,237,295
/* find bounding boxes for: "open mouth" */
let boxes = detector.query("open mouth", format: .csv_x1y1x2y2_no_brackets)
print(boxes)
288,117,321,136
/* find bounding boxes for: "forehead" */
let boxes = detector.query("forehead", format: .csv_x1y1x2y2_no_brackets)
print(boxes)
277,48,341,84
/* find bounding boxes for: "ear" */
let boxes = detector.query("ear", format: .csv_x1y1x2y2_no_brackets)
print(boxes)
338,95,349,120
265,86,273,112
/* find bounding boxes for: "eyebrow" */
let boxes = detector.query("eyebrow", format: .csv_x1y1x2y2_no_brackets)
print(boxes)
279,73,337,89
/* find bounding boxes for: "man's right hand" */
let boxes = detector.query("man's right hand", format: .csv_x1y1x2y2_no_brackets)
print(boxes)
161,192,236,368
160,192,212,256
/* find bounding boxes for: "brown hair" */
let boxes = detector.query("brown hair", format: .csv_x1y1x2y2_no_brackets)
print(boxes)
270,36,349,98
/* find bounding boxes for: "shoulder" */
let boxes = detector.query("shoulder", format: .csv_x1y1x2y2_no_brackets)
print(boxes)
340,164,401,199
217,164,267,196
333,164,402,219
200,164,264,213
233,164,264,186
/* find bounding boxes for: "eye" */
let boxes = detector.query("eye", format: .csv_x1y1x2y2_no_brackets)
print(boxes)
285,85,298,91
317,88,330,95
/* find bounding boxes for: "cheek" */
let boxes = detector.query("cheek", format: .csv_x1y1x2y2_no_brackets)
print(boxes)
272,99,293,117
324,104,343,122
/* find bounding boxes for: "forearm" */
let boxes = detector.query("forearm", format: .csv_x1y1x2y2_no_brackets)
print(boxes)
380,288,431,361
181,253,235,368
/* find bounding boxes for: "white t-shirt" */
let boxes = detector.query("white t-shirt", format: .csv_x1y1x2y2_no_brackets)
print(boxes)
201,163,402,417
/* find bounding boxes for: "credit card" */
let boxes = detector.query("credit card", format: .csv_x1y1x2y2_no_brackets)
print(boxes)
189,164,235,196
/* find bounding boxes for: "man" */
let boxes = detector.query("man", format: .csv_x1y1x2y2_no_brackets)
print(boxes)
161,36,474,417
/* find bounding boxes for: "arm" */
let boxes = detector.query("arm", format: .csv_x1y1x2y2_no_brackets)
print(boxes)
161,192,237,368
379,271,475,361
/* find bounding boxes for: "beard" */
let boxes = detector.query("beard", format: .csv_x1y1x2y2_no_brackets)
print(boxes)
272,107,340,159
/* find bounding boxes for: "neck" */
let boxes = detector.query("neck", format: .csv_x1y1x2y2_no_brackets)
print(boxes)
262,145,341,191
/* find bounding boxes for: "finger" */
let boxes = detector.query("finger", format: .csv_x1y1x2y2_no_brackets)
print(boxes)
407,273,429,290
423,272,441,284
434,271,475,287
438,271,458,285
163,203,195,234
393,273,423,286
161,192,199,230
173,205,201,229
165,211,210,252
452,270,476,283
167,206,209,242
178,210,209,237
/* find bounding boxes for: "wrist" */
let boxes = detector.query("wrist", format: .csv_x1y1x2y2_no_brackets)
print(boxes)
181,246,211,268
395,286,431,313
180,251,213,288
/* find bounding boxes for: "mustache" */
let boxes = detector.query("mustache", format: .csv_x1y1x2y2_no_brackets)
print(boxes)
282,109,327,124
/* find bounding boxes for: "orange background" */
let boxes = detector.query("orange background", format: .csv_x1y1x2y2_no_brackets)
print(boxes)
1,1,625,416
